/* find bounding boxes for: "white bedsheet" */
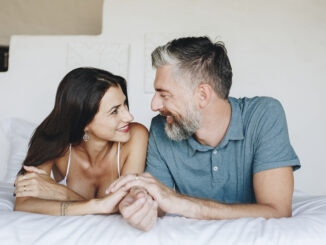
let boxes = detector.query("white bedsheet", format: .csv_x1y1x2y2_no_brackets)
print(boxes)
0,181,325,245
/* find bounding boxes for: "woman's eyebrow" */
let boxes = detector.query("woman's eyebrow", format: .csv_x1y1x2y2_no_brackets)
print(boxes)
108,104,120,112
108,98,127,112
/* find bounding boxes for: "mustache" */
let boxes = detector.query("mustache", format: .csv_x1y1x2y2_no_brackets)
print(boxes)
160,112,173,117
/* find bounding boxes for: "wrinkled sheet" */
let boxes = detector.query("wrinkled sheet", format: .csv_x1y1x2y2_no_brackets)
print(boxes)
0,181,326,245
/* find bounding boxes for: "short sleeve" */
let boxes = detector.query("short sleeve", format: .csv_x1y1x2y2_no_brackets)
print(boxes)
145,118,175,189
253,98,301,174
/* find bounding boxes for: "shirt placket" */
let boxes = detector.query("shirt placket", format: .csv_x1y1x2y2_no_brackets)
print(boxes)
211,149,222,183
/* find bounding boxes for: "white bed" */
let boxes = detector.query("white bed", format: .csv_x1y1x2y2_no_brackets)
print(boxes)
0,118,326,245
1,182,326,245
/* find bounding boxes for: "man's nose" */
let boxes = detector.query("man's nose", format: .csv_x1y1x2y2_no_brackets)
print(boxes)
151,93,163,112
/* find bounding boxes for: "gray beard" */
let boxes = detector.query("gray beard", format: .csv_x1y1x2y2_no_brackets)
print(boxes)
164,106,200,141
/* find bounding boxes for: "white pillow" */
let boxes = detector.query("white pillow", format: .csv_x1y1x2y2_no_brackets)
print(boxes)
0,118,37,184
0,126,10,181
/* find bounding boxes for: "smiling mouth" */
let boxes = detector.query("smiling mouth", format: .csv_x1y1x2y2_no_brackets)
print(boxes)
159,112,174,124
117,124,130,133
166,115,174,124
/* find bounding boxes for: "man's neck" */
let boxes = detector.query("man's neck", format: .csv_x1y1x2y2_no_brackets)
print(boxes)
194,98,231,148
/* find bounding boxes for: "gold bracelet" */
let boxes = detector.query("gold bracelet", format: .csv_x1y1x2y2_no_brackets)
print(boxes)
60,201,74,216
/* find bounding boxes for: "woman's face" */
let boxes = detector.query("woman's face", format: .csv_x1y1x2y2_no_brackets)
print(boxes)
85,85,134,143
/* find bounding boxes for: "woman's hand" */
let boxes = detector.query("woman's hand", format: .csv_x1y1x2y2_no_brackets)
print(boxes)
97,187,129,214
14,166,66,200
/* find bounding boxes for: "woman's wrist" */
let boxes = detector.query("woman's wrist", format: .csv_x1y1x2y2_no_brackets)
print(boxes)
92,198,114,214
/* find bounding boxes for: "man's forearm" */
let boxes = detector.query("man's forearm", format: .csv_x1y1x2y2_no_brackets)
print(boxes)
171,194,291,220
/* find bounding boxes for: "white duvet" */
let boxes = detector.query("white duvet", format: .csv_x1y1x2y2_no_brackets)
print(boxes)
0,182,325,245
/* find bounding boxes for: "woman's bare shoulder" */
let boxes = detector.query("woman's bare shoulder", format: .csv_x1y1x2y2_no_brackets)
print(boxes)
129,122,148,138
121,122,148,149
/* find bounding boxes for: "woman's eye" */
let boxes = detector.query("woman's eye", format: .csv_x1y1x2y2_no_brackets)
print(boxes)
111,109,118,114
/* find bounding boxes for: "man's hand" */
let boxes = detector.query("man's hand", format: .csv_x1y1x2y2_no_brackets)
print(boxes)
118,187,158,232
109,173,178,214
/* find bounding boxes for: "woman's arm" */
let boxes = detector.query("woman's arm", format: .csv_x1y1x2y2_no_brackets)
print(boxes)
15,165,85,201
14,161,87,214
14,188,128,216
14,160,85,201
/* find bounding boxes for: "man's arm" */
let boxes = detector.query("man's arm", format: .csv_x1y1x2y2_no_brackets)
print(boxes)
169,167,293,219
110,166,293,220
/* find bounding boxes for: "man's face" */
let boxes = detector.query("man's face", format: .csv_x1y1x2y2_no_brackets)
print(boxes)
151,65,200,141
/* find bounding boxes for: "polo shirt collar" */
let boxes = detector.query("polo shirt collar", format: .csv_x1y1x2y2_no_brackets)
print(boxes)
187,97,244,156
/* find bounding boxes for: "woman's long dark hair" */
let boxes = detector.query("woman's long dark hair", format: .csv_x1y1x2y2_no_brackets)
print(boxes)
18,67,128,175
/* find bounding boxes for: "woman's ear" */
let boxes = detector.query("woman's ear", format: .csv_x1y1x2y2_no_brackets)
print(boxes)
196,83,213,108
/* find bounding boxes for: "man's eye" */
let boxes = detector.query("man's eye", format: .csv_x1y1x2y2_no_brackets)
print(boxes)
160,94,168,98
111,109,118,114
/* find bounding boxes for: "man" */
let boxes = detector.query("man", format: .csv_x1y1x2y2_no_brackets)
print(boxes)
110,36,300,231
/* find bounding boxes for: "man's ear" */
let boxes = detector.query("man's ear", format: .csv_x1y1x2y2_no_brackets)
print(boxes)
196,83,213,108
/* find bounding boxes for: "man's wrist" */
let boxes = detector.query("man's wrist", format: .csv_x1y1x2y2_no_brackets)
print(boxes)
168,192,186,214
170,194,201,218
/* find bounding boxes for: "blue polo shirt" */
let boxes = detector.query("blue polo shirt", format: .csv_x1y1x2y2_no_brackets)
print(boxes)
145,96,300,204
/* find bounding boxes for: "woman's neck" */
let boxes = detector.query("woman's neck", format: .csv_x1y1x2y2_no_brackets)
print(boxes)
79,140,113,166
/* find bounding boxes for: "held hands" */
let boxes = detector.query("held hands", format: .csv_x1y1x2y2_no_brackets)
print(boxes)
108,173,178,215
97,187,129,214
14,166,64,200
118,187,158,231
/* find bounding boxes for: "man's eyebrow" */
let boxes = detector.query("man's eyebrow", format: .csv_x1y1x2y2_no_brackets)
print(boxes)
155,88,170,93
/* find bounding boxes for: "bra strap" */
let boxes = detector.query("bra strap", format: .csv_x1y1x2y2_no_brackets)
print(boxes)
117,142,120,177
65,144,72,180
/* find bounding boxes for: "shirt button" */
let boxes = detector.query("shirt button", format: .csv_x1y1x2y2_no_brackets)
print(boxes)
213,150,217,154
213,166,218,171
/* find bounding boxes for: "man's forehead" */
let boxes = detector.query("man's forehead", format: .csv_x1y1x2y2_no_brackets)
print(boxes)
154,65,177,91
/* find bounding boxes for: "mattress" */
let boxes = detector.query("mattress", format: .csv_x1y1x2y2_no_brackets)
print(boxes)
0,181,326,245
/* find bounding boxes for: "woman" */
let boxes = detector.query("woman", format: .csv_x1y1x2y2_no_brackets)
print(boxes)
14,67,149,216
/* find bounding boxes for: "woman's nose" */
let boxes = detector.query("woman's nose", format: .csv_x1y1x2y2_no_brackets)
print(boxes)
123,106,134,122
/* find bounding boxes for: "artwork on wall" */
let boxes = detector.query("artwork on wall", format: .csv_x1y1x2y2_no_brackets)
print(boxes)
66,41,129,79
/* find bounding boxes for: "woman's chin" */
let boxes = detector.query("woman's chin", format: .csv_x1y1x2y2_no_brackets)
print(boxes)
114,133,131,143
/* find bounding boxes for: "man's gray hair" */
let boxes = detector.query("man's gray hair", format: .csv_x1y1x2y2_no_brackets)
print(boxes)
151,36,233,99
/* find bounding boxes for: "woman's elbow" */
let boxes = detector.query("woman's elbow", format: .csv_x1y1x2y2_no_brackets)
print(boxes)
14,197,31,212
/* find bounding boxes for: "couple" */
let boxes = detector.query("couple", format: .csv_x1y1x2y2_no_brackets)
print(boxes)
14,36,300,231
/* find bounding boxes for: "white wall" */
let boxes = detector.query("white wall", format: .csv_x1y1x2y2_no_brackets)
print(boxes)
0,0,325,195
